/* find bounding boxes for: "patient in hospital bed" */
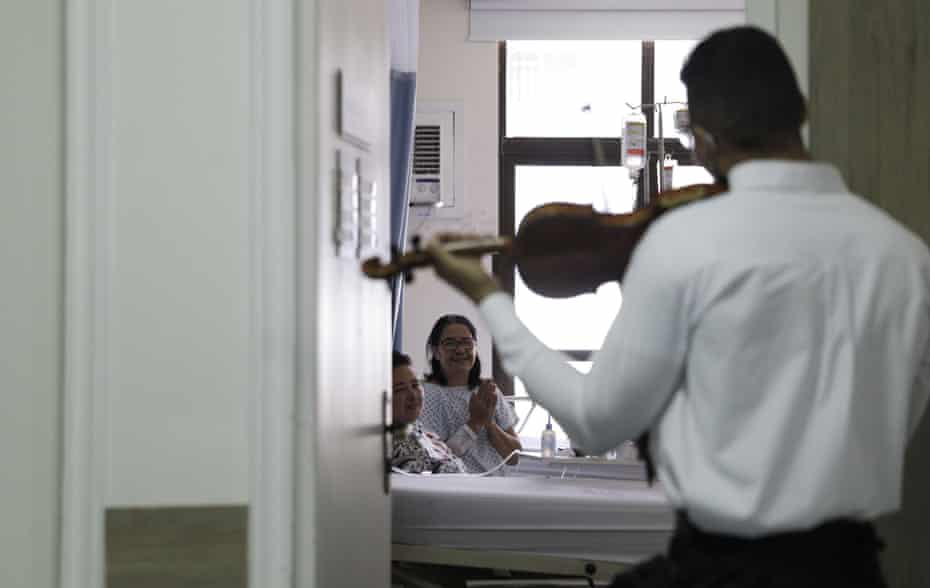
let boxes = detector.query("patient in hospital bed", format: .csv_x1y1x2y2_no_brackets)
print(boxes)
419,314,522,472
391,351,467,474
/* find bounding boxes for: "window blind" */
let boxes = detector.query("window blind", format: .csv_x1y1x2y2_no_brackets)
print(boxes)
469,0,745,41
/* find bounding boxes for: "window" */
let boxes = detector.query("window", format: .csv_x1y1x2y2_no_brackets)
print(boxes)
505,41,642,138
497,41,712,450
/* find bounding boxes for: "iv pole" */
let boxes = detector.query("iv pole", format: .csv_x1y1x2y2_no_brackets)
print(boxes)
626,98,687,205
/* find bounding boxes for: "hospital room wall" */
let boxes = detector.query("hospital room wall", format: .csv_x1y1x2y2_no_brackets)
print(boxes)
400,0,499,377
0,2,63,587
809,2,930,586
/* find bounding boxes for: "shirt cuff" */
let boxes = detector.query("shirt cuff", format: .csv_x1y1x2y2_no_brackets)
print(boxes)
446,423,478,456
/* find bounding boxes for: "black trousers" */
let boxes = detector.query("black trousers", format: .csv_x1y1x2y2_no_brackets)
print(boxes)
609,513,887,588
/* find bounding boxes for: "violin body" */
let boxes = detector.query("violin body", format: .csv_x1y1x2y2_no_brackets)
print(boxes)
514,183,723,298
513,203,652,298
361,183,724,298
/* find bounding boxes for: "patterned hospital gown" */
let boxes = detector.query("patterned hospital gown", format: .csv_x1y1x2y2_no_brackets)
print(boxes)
420,381,519,473
391,422,467,474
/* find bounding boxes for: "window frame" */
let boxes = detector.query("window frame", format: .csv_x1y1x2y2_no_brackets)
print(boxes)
493,40,698,396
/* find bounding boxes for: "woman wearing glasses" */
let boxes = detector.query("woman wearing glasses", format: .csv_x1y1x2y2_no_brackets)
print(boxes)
419,314,522,473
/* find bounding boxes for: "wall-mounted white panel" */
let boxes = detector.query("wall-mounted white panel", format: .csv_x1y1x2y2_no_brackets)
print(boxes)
106,0,251,506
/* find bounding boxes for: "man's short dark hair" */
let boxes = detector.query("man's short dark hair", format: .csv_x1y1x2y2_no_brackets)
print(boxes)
681,26,805,150
393,350,412,368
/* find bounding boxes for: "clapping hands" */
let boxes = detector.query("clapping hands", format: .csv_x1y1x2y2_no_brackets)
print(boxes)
467,379,498,430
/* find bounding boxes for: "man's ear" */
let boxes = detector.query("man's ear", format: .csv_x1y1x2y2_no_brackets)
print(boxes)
692,125,716,149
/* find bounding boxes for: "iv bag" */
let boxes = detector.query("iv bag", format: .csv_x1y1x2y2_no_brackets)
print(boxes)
622,111,647,175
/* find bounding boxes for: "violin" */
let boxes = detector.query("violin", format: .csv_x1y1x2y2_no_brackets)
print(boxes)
361,183,724,299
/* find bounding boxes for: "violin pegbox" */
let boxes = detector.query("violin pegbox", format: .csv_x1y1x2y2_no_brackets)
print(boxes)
361,233,508,284
405,235,424,284
389,244,413,284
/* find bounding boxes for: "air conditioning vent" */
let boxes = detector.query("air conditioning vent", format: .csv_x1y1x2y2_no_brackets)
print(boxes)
412,125,441,175
408,104,462,216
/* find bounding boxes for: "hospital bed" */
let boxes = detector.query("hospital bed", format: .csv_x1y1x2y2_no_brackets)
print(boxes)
391,458,675,585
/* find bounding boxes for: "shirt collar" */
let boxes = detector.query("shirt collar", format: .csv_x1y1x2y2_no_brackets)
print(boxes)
728,160,848,194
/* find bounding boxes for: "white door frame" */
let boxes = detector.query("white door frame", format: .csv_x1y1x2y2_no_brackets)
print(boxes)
745,0,810,142
745,0,809,97
245,0,298,587
60,0,298,586
61,1,112,586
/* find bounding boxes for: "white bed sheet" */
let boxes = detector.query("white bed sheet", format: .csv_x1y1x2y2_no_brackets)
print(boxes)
392,474,675,564
504,453,648,481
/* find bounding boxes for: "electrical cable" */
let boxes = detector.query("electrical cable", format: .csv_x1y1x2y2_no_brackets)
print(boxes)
391,449,521,478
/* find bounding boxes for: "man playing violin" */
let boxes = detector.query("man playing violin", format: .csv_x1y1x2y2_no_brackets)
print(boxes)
426,26,929,587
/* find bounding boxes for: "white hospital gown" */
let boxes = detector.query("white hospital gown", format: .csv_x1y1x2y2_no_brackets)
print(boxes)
391,422,467,474
420,381,519,473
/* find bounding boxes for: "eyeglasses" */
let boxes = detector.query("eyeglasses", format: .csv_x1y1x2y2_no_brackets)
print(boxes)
439,337,475,351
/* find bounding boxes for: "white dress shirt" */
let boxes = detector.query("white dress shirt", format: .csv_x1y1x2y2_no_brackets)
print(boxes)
481,160,930,536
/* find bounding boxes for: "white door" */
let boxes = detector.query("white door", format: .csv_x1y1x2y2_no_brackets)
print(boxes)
296,0,393,585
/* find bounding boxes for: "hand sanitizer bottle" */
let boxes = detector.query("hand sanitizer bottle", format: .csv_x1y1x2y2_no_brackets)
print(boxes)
541,416,557,458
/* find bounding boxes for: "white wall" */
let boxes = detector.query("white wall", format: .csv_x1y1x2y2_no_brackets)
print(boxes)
401,0,499,375
0,1,63,587
105,0,250,506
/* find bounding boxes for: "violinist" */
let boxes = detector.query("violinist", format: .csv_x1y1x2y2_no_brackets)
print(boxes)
426,26,930,587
